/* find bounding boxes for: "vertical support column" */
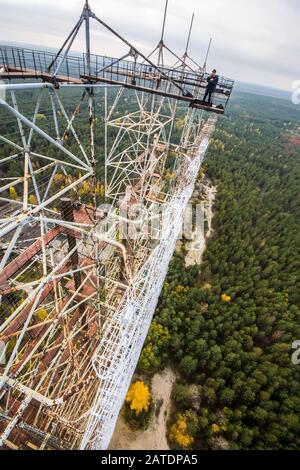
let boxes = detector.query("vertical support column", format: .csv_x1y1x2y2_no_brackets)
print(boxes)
85,1,91,76
104,85,108,198
60,198,81,290
84,1,96,218
88,89,97,220
157,0,168,66
203,37,212,73
60,198,86,324
10,90,30,212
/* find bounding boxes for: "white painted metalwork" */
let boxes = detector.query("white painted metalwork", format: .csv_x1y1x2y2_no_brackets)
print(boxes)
0,0,224,450
81,117,216,449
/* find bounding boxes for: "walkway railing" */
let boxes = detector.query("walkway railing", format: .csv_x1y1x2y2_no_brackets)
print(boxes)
0,45,234,112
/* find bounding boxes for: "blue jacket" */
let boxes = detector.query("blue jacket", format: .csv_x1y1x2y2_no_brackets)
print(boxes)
206,74,219,92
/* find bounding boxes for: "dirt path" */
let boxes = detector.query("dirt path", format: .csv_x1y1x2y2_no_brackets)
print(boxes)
109,368,176,450
185,183,217,267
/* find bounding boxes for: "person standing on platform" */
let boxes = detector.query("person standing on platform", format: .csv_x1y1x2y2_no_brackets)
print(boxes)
203,69,219,106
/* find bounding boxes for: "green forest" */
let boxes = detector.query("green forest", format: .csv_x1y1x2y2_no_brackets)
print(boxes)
138,90,300,450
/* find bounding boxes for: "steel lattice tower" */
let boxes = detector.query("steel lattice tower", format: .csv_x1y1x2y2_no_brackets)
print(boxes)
0,1,233,450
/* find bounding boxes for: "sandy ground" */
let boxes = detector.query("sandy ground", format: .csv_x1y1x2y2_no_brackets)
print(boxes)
185,184,217,267
109,368,176,450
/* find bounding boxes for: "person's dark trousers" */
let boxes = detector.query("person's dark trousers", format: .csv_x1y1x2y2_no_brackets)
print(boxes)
203,89,213,105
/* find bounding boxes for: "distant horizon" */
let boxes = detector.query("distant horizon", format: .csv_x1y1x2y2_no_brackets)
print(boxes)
0,39,294,99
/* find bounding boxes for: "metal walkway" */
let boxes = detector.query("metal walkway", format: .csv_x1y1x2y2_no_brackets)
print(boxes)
0,46,234,114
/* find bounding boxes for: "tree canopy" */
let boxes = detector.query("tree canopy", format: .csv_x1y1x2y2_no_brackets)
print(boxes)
140,90,300,450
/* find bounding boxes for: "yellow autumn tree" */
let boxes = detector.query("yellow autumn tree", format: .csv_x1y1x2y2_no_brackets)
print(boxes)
29,194,38,205
211,422,227,433
36,113,47,120
221,293,231,302
125,380,150,415
165,170,175,182
174,285,189,300
169,412,196,449
199,167,206,178
95,183,105,196
35,308,47,321
54,173,64,183
79,180,91,196
9,186,18,200
211,423,220,433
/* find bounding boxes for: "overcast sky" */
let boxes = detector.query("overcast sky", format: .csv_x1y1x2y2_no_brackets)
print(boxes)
0,0,299,90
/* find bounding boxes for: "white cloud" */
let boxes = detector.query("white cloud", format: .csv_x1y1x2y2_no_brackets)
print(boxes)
0,0,298,90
